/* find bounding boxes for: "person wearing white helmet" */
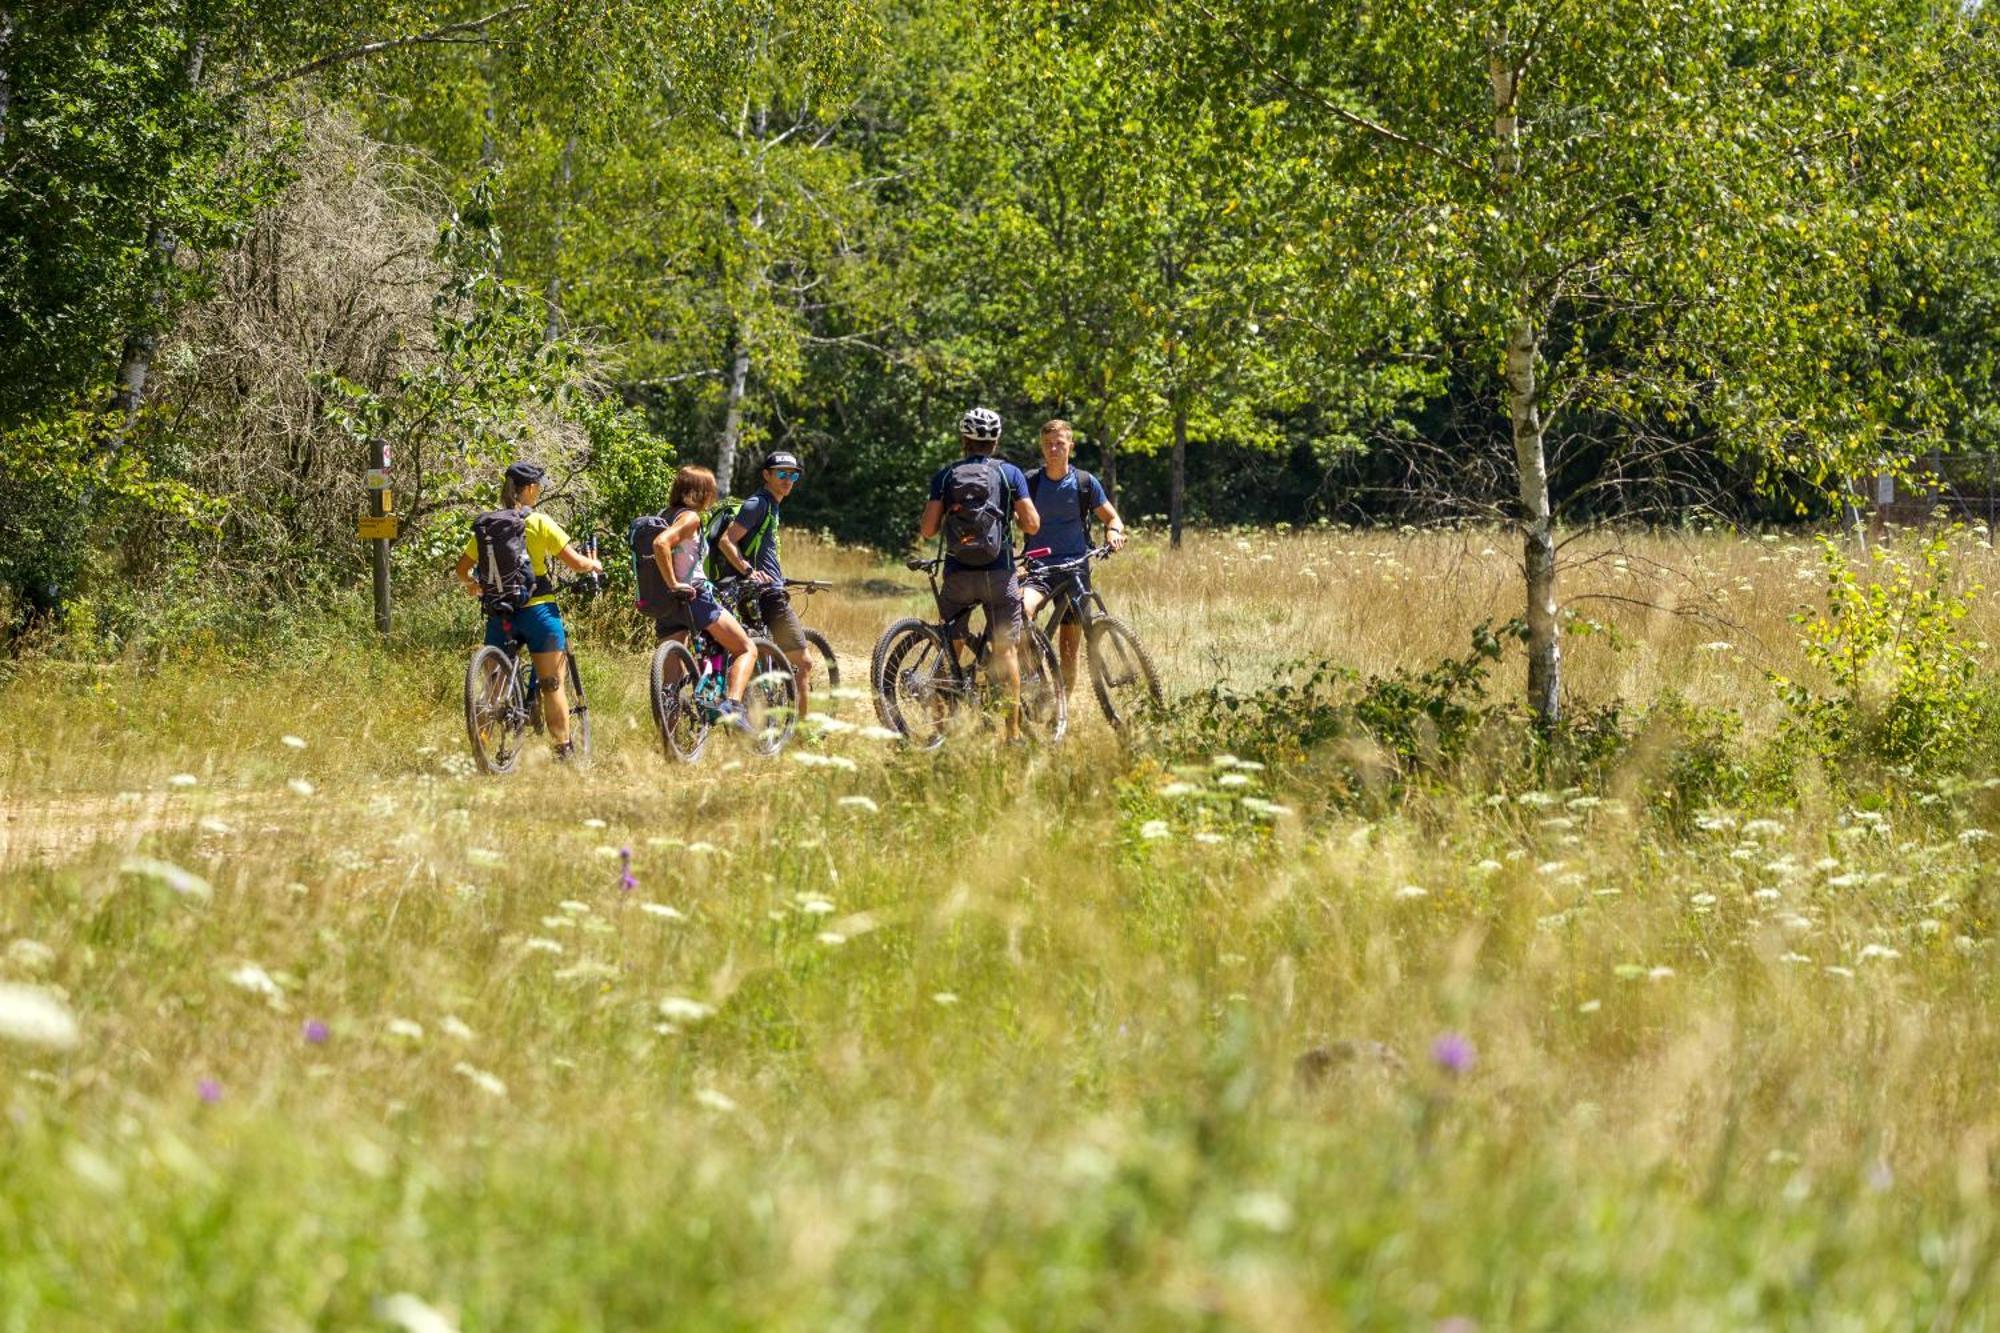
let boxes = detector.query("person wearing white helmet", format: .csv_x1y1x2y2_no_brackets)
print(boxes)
916,407,1042,742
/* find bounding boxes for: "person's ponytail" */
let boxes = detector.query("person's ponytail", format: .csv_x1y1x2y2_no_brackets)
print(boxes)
500,476,522,509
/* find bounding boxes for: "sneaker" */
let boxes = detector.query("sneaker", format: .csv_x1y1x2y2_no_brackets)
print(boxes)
552,739,577,762
714,702,754,736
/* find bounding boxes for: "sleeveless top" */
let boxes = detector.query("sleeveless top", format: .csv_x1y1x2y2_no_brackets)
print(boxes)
667,507,710,588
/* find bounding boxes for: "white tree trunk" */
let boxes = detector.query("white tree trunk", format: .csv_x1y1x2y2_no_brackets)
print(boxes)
717,339,750,496
1492,41,1559,722
543,132,574,344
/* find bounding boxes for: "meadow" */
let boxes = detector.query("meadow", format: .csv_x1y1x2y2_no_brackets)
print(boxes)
4,525,2000,1330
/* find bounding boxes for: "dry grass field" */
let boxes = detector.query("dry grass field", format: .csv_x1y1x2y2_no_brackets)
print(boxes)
4,523,2000,1330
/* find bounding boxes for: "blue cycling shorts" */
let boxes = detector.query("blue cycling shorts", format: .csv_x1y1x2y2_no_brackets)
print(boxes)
486,602,568,655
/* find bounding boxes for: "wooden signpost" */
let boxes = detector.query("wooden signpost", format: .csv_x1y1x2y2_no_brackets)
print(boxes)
361,439,395,632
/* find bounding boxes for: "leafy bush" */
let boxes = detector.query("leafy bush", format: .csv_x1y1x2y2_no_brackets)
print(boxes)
1772,533,1990,780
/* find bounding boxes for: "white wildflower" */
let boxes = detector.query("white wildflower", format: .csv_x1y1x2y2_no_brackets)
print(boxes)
1394,884,1429,900
167,773,199,788
932,992,959,1006
1211,754,1243,769
1742,819,1785,838
0,983,80,1049
693,1087,737,1113
658,996,715,1023
1216,773,1254,789
859,726,902,742
1471,859,1503,874
538,916,575,930
1698,641,1735,653
816,932,847,946
1825,965,1856,979
581,818,608,830
1779,952,1812,964
1918,918,1943,936
1139,820,1172,841
280,735,307,750
466,847,503,867
1233,1191,1294,1234
1516,791,1558,808
1648,966,1675,981
226,963,283,1000
1690,892,1717,908
197,817,234,836
1577,999,1602,1014
1566,796,1603,812
592,846,622,860
798,897,836,916
685,842,725,856
1239,798,1293,818
1856,944,1901,962
119,856,212,902
439,1016,474,1041
385,1018,424,1042
1695,813,1738,832
639,902,686,921
451,1063,507,1098
521,937,564,955
793,752,859,772
286,778,316,798
553,960,618,982
1159,782,1202,799
1535,861,1566,877
1234,761,1267,773
1827,873,1865,889
1753,888,1782,904
5,939,55,973
838,795,880,814
1192,831,1226,845
1959,828,1994,845
379,1293,458,1333
558,900,591,915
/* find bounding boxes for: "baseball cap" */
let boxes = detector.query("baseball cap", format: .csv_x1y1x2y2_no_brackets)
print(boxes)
762,451,801,472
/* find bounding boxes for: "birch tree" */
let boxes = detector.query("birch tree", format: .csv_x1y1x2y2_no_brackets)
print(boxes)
1151,0,1993,720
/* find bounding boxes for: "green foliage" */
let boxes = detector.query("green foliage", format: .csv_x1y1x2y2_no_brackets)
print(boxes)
1773,534,1990,779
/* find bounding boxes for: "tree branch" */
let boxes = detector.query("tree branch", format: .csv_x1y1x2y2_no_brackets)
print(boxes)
226,4,529,98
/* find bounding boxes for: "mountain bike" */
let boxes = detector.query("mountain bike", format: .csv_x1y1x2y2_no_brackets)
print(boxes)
723,577,841,705
463,544,603,776
1022,544,1164,728
650,589,800,763
869,558,1066,749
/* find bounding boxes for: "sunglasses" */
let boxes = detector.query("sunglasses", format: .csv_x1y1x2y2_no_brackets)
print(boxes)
771,469,802,481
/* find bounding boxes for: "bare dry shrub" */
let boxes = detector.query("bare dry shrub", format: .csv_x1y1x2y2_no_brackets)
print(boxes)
152,107,590,590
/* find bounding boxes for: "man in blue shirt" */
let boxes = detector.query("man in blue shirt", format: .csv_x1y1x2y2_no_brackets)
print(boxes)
916,407,1041,742
716,449,816,715
1020,419,1127,694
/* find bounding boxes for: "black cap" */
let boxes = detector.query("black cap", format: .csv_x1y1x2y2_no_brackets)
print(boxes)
762,451,801,472
504,460,546,488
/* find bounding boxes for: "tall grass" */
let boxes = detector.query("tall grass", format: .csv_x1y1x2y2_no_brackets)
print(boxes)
4,526,2000,1329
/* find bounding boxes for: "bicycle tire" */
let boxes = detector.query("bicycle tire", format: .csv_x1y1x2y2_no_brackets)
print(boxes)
745,636,801,757
1017,623,1068,745
465,645,525,775
871,619,956,750
651,639,709,764
1086,614,1164,729
803,628,841,705
564,651,592,763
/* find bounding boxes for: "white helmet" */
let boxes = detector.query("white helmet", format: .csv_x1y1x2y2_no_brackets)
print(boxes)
959,407,1003,443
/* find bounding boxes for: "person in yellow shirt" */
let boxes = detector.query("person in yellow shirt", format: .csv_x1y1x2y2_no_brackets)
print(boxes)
453,461,603,759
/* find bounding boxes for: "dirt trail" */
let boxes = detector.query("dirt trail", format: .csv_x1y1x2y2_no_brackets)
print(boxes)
0,793,268,868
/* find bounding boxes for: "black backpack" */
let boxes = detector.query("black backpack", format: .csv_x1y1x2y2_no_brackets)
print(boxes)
1027,467,1097,529
628,510,677,615
941,458,1012,566
470,508,544,615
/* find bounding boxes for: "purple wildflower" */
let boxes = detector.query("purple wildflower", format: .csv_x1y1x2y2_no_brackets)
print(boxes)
197,1078,223,1104
302,1019,329,1045
1430,1032,1475,1076
618,846,638,894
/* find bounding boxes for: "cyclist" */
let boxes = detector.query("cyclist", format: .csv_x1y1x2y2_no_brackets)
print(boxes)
715,450,816,716
915,407,1041,742
454,461,604,760
647,465,756,734
1019,419,1127,693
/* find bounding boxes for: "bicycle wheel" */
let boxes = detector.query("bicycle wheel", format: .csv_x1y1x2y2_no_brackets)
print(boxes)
564,652,592,763
651,640,709,764
465,645,526,775
803,627,841,708
1086,614,1165,729
744,637,800,756
871,619,957,750
1017,623,1068,745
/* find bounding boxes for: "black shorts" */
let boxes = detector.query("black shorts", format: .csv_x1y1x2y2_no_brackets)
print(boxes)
757,589,808,655
939,567,1023,645
652,586,723,639
1022,562,1091,626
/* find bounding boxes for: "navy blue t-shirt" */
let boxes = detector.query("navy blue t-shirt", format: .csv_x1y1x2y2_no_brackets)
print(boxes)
730,489,784,582
930,455,1030,572
1025,467,1107,561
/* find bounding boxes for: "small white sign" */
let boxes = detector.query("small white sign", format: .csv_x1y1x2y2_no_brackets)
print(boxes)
365,468,392,490
1875,475,1895,505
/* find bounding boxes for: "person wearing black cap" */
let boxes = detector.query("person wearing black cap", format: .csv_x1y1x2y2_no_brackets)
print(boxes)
453,461,604,759
715,449,816,715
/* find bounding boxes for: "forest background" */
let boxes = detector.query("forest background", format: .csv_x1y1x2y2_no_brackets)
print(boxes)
3,0,1999,704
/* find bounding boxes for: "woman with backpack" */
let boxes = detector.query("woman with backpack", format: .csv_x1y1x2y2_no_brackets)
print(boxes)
454,461,604,760
631,465,757,733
